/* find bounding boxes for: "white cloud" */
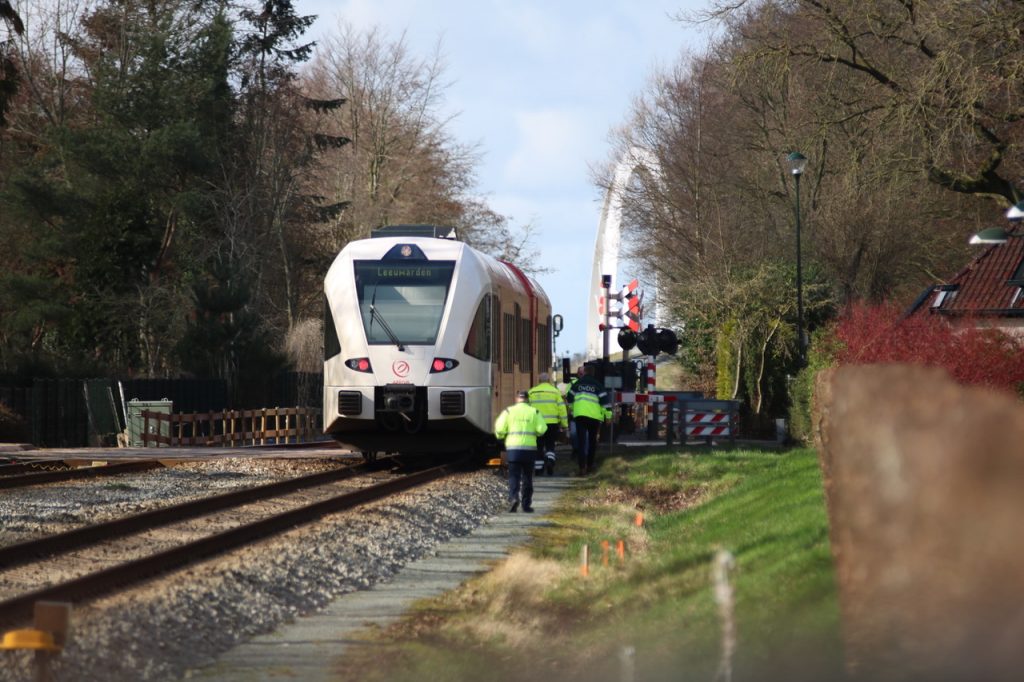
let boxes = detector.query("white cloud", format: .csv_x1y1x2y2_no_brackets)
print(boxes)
495,3,563,55
503,109,594,190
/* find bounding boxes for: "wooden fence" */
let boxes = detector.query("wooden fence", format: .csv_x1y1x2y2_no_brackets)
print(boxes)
138,406,322,447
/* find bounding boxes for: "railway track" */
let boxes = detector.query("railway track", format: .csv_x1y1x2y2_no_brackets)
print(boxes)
0,460,164,490
0,440,344,490
0,457,468,629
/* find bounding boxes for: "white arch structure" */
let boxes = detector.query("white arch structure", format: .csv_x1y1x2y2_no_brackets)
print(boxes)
586,147,662,359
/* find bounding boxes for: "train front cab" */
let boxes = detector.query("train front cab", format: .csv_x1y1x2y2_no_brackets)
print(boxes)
322,235,552,456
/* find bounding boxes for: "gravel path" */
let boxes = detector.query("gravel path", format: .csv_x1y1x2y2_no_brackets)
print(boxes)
0,460,506,682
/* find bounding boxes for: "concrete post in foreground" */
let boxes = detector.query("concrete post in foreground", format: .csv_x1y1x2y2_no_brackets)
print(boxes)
815,365,1024,681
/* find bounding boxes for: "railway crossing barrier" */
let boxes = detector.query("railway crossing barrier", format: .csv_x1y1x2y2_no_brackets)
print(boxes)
615,392,738,447
678,400,740,446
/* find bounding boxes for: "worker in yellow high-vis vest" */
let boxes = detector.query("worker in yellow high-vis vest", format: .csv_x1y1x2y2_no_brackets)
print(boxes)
494,390,548,512
528,372,568,476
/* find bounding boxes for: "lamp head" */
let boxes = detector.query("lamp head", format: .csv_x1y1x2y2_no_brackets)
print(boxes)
969,227,1009,245
1007,200,1024,221
787,151,807,176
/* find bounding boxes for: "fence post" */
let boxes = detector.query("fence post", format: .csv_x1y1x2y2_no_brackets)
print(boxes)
714,549,737,682
730,403,738,447
666,402,675,446
647,402,658,440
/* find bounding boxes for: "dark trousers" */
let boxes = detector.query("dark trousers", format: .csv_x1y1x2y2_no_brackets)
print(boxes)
507,451,535,508
536,425,560,455
575,416,601,473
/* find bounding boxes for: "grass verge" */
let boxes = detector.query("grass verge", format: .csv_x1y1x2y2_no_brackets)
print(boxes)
333,446,843,682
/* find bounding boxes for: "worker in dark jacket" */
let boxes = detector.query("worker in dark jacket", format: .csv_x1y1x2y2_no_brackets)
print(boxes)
494,390,548,512
563,366,584,464
566,365,610,476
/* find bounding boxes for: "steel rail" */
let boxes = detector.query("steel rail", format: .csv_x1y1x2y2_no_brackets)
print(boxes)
0,461,66,476
0,460,462,629
0,461,378,571
0,461,164,490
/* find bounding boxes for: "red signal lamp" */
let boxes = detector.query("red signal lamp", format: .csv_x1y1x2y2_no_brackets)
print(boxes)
430,358,460,373
345,357,373,373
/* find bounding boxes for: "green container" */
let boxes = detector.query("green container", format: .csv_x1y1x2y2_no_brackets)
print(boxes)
126,399,173,447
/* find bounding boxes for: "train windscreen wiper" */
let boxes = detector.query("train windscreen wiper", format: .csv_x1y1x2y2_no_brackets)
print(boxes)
369,304,405,351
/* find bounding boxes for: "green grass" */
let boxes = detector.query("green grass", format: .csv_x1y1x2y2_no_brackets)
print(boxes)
333,447,843,682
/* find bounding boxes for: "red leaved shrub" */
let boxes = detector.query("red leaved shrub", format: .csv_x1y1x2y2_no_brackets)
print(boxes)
833,302,1024,394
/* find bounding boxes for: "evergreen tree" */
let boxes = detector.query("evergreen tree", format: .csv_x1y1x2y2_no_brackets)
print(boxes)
3,0,234,375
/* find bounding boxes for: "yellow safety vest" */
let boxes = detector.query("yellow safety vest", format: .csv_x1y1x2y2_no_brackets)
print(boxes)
494,402,548,449
567,377,610,421
527,382,568,428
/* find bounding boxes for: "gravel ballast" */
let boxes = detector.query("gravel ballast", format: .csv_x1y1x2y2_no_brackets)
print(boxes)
0,462,506,681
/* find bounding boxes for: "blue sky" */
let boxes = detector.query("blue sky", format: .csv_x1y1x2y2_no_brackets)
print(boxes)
302,0,712,358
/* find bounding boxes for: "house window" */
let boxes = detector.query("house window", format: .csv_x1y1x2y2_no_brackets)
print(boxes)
1011,287,1023,308
932,285,958,309
1010,257,1024,285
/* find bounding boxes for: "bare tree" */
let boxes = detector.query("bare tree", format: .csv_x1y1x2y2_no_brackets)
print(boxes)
699,0,1024,205
302,24,542,272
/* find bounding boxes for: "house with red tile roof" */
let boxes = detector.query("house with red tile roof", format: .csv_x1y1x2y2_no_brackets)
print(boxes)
905,234,1024,332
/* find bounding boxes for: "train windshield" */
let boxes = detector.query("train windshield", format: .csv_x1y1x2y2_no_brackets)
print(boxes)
354,261,456,345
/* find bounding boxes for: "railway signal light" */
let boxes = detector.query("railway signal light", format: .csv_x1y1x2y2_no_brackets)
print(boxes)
634,325,680,357
636,327,658,355
617,328,637,350
657,328,680,355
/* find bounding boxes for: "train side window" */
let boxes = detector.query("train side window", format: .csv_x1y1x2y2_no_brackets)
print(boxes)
502,312,514,373
492,296,501,362
324,294,341,361
536,320,550,372
520,317,532,371
513,303,522,371
464,294,491,361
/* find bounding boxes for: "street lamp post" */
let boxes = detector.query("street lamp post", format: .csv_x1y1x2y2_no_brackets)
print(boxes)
787,151,808,367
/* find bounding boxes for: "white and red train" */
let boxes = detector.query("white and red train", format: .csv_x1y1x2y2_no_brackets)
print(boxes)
322,225,552,457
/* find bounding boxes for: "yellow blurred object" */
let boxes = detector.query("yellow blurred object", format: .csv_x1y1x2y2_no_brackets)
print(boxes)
1,628,61,651
486,458,502,467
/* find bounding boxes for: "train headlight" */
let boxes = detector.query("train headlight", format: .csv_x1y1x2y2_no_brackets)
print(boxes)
346,357,373,373
430,358,459,373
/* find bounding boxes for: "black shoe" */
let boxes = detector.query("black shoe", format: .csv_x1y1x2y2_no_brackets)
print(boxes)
523,506,534,513
509,500,519,513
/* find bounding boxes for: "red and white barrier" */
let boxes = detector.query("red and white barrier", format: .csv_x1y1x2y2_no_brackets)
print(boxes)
615,392,676,404
685,411,731,437
686,423,731,436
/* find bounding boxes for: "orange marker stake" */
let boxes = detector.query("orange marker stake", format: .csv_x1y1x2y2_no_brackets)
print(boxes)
600,540,610,567
616,539,625,563
634,512,644,527
581,544,590,578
